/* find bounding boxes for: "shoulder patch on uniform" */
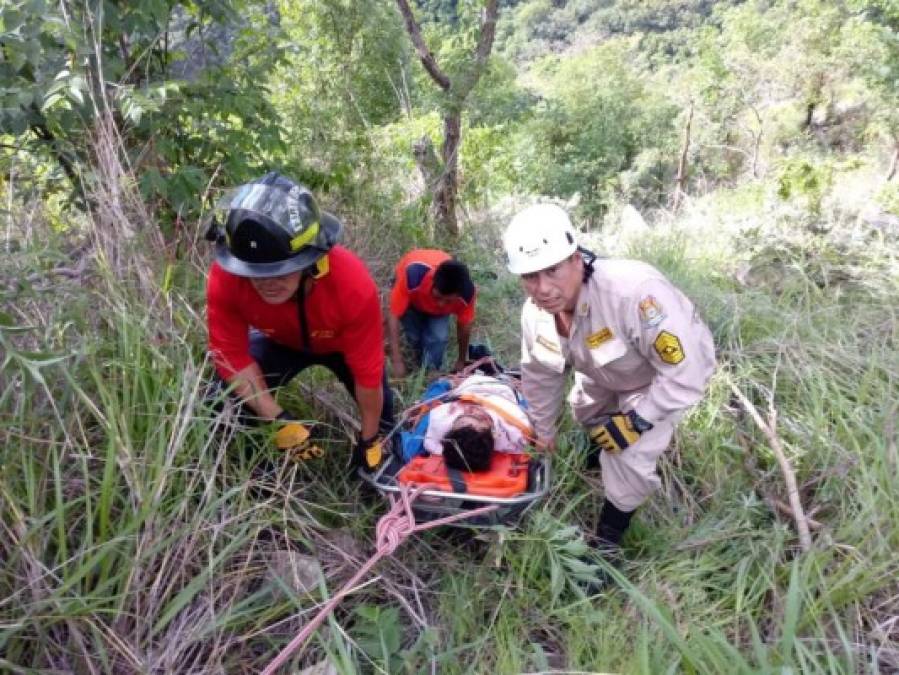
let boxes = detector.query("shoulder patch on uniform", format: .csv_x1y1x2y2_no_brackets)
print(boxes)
639,295,666,328
585,327,613,349
536,335,561,354
654,331,685,364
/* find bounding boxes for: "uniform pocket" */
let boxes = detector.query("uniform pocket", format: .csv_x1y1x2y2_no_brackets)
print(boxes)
532,333,566,373
589,337,628,366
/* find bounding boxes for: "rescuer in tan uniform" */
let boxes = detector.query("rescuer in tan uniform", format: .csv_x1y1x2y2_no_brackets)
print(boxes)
503,204,716,555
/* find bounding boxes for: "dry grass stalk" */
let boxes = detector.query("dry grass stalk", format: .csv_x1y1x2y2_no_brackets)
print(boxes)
86,112,163,302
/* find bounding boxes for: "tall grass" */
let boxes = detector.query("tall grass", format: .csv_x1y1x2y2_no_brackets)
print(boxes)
2,129,898,672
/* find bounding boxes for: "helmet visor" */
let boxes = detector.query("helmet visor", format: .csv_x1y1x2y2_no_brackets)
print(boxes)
223,184,322,247
205,182,343,278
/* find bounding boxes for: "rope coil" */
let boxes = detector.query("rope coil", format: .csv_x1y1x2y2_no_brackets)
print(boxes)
260,483,497,675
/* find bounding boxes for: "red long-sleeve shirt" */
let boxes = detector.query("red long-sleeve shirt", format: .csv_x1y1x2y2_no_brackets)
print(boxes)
206,245,384,388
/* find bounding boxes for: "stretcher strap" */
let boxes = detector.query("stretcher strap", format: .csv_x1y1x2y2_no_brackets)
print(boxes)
445,467,468,493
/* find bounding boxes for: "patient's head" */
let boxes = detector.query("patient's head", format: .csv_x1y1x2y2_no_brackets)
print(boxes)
442,405,494,472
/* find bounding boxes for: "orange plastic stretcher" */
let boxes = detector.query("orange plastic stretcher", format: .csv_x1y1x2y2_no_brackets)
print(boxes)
358,373,551,527
397,452,530,498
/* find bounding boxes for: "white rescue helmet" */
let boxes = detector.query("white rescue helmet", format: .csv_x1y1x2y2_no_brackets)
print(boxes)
503,203,578,275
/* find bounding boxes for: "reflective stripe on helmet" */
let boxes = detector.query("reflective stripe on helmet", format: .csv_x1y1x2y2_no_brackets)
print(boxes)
290,221,320,251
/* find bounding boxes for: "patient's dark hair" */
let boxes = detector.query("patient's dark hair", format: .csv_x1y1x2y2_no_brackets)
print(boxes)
442,426,494,472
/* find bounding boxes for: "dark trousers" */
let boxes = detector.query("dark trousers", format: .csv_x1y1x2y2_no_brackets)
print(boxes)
400,307,450,370
213,330,395,436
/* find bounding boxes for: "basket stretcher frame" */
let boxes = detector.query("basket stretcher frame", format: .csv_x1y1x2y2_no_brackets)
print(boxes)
358,451,551,528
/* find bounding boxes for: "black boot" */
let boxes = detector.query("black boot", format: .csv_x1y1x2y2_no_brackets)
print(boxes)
577,500,635,595
595,498,634,560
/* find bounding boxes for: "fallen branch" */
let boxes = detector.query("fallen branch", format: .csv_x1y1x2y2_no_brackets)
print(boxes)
737,433,824,533
731,383,813,552
771,498,823,531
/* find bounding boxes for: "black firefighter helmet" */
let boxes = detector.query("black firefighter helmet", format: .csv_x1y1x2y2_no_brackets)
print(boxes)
206,172,342,278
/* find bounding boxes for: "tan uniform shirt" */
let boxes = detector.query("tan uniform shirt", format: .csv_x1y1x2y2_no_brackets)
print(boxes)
520,259,716,443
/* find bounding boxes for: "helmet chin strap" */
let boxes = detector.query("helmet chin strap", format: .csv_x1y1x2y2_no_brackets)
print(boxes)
297,270,311,351
578,246,597,281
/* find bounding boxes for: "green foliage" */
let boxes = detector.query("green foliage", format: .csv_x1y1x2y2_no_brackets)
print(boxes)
497,0,743,63
460,123,518,205
3,1,899,670
841,1,899,141
874,180,899,215
0,0,75,135
775,157,834,216
0,310,68,388
467,57,535,127
505,510,600,602
271,0,406,194
0,0,288,219
350,604,403,670
515,40,678,219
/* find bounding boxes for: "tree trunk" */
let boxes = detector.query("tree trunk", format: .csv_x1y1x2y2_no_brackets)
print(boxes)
434,111,461,236
672,101,694,211
395,0,497,238
748,104,762,179
887,140,898,182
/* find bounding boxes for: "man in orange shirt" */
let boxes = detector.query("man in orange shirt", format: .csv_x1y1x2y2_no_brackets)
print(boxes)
388,249,477,377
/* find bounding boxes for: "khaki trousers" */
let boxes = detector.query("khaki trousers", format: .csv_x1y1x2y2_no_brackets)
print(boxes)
568,372,676,512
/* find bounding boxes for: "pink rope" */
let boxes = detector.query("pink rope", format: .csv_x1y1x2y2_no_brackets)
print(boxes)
260,484,497,675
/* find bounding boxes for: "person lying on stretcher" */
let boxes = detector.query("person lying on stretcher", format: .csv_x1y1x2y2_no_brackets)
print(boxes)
403,373,535,472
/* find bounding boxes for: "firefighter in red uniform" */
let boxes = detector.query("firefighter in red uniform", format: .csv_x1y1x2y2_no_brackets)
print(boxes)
205,172,392,470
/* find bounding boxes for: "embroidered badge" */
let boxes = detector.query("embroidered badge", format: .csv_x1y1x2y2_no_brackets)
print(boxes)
536,335,561,353
654,331,685,364
585,327,613,349
639,295,666,328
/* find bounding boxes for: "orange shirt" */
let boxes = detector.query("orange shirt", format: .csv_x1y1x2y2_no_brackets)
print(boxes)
389,249,476,325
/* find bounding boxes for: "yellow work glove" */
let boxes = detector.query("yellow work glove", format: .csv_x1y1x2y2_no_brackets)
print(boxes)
274,412,323,462
353,435,386,471
588,411,653,455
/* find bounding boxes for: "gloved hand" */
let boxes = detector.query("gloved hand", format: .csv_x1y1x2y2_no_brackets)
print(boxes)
588,411,653,455
273,411,323,462
352,434,386,471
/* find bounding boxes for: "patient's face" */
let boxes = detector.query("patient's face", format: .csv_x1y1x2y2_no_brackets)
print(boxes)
451,403,492,432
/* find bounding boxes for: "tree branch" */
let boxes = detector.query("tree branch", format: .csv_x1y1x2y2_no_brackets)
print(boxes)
731,383,813,552
472,1,498,75
453,0,498,99
394,0,451,91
